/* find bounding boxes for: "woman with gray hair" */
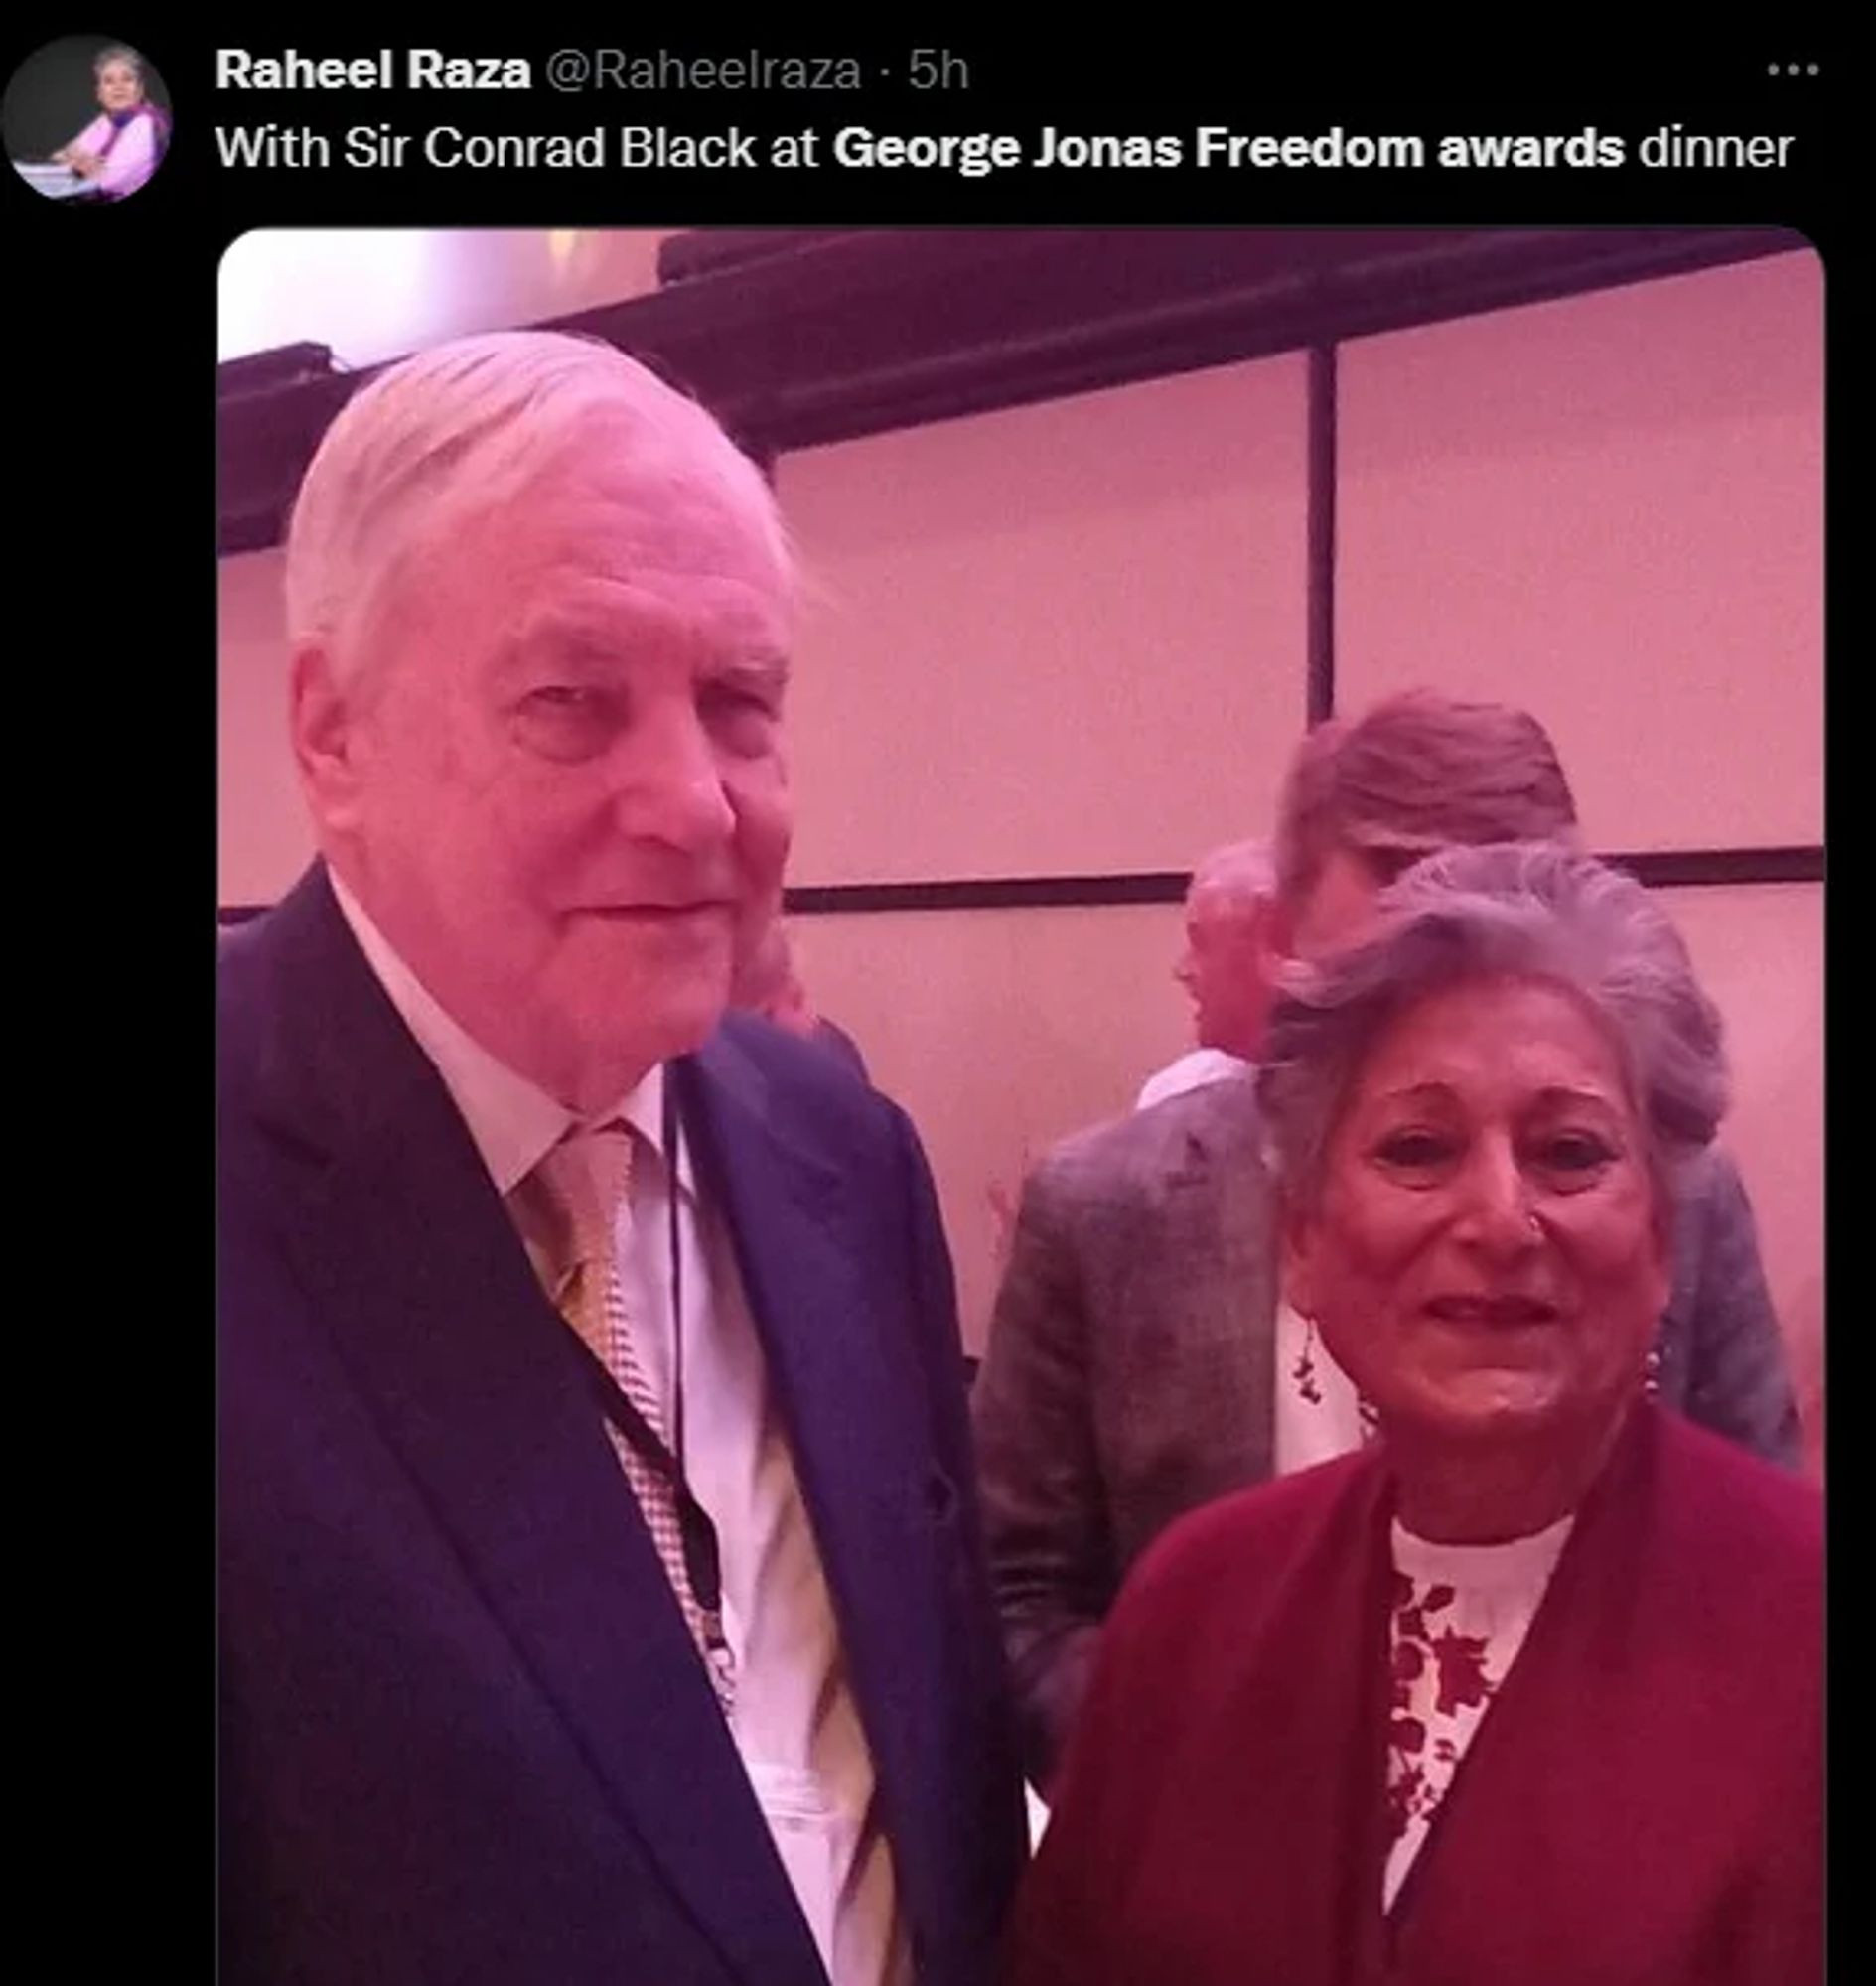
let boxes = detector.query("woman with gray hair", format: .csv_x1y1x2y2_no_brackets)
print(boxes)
49,46,168,199
1006,844,1819,1985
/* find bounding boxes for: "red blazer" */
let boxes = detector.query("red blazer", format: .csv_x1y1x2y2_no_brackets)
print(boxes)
1007,1403,1820,1986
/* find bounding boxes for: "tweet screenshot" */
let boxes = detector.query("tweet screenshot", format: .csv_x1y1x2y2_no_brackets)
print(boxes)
11,26,1833,1978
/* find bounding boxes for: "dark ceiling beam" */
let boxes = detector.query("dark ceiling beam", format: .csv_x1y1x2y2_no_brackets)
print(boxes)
218,225,1805,556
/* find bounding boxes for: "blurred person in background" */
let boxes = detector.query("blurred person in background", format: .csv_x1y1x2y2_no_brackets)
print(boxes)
1135,840,1276,1112
735,915,870,1081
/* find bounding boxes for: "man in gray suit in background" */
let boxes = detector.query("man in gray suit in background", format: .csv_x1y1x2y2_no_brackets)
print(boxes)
972,690,1803,1791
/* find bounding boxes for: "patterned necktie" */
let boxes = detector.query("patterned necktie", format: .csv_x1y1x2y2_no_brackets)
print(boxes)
525,1121,736,1716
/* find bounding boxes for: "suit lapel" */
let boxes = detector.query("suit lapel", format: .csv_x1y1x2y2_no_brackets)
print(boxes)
248,870,827,1986
676,1039,956,1930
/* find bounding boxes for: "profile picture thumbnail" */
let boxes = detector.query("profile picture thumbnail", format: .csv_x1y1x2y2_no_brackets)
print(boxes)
5,37,171,203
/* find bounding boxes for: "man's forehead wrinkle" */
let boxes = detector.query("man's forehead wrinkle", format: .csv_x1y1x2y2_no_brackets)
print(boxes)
505,570,790,633
461,517,789,605
398,453,788,603
484,584,792,687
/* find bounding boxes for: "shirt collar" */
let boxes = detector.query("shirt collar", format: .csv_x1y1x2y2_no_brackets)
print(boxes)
329,869,689,1197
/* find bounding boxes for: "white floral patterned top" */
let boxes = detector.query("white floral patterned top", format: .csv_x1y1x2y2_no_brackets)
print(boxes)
1382,1511,1576,1912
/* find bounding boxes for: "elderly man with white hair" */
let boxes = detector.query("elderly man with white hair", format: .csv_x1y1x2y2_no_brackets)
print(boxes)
218,332,1025,1986
1136,839,1276,1111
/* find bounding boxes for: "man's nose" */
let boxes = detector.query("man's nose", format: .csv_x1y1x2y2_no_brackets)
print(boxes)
610,707,736,850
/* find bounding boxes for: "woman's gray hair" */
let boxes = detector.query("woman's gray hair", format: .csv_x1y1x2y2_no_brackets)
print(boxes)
94,46,145,79
284,329,791,689
1255,842,1728,1213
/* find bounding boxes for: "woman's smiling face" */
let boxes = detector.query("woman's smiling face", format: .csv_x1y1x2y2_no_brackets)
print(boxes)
1286,974,1669,1450
96,61,143,112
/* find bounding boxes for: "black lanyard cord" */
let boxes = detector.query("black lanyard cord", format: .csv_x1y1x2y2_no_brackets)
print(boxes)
663,1074,687,1486
570,1326,724,1624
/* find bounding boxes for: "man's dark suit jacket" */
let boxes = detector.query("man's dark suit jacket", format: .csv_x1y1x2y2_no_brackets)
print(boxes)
218,866,1026,1985
973,1070,1803,1788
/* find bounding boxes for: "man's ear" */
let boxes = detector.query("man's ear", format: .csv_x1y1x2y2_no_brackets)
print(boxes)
1255,898,1300,1003
291,640,367,835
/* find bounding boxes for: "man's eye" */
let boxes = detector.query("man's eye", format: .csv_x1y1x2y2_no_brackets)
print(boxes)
1373,1130,1455,1169
511,686,616,760
704,683,778,718
701,683,781,752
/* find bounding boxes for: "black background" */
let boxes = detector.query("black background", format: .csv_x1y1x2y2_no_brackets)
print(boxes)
2,32,171,157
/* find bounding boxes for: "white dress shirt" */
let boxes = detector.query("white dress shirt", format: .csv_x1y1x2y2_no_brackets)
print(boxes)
332,875,907,1986
1134,1047,1248,1112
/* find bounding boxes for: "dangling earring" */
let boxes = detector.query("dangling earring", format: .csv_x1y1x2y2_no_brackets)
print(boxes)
1357,1393,1381,1442
1293,1316,1324,1405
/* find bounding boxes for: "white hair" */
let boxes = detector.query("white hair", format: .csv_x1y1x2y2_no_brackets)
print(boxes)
283,330,790,685
1190,839,1276,913
94,46,145,78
